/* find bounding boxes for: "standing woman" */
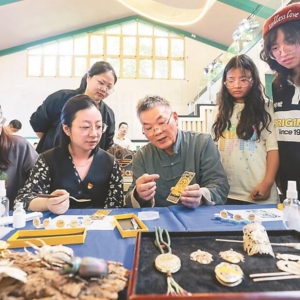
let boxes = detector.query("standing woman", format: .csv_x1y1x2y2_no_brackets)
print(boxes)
0,106,38,209
31,61,117,153
260,3,300,196
16,95,123,214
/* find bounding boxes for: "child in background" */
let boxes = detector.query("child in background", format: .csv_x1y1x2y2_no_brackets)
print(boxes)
260,3,300,198
212,54,279,204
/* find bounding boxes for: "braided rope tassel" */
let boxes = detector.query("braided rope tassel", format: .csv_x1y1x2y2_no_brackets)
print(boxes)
166,272,191,296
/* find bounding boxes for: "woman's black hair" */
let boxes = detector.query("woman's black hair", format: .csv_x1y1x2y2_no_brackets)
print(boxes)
260,21,300,89
76,73,88,94
59,94,101,157
75,61,117,94
87,61,117,84
212,54,271,141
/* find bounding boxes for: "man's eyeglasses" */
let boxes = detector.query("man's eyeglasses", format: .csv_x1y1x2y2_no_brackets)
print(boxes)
142,112,173,137
95,78,114,94
73,123,108,135
269,43,297,60
224,77,253,89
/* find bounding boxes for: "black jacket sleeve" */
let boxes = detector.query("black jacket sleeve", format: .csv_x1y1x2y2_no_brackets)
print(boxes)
30,89,78,153
98,100,115,150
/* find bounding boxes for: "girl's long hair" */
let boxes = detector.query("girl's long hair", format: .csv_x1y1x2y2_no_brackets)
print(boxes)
212,54,271,141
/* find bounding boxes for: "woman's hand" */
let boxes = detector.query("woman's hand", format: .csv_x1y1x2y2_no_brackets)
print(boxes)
46,189,70,214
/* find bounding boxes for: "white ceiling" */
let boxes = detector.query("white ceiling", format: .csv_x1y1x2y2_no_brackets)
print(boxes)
0,0,285,54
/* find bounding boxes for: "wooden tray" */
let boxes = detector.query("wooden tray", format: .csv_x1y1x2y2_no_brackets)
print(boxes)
7,227,86,248
114,213,148,238
128,230,300,299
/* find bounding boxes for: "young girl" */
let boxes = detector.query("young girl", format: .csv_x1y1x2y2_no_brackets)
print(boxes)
212,54,279,204
260,3,300,198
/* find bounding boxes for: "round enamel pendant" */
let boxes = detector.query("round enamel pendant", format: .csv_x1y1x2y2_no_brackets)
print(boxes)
215,262,243,287
155,253,181,273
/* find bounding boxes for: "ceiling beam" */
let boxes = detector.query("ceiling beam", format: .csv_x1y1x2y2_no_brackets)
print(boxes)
0,0,20,6
0,15,228,57
217,0,275,19
137,16,228,50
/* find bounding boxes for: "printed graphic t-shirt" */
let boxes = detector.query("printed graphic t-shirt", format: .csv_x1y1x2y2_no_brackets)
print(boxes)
216,102,279,203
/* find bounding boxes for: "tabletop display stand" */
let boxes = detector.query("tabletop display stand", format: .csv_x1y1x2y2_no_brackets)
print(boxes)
7,227,86,248
128,230,300,299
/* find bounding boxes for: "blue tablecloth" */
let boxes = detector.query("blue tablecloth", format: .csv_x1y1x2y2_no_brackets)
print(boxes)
3,204,285,270
3,207,185,270
169,203,285,232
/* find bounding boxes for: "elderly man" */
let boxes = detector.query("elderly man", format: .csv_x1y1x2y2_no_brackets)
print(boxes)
125,95,229,208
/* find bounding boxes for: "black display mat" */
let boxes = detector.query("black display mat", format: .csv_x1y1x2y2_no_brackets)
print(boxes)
128,230,300,299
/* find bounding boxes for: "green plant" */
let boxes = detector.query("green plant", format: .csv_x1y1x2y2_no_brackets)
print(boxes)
0,171,8,180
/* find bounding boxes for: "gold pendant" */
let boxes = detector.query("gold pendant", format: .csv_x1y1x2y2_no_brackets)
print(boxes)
215,262,243,287
155,253,181,273
219,248,245,263
190,249,213,264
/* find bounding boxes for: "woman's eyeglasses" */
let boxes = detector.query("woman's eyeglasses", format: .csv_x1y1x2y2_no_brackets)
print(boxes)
95,78,114,94
73,123,108,135
269,43,298,60
142,112,173,137
224,78,253,89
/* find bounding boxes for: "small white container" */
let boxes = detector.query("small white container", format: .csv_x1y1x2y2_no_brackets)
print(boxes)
0,180,9,227
13,202,26,229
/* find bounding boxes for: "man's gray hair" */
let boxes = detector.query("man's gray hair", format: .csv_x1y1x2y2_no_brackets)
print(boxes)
136,95,172,117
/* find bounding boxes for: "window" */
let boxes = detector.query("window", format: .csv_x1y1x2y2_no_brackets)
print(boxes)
27,20,185,79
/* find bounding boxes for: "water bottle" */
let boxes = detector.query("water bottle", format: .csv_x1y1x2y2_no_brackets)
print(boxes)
13,202,26,228
0,180,9,227
282,181,300,231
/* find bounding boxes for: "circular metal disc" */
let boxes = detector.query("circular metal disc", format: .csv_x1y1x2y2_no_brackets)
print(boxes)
155,253,181,273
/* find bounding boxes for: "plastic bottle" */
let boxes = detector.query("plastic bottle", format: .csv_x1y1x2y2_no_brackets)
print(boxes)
13,202,26,229
0,180,9,226
282,181,300,231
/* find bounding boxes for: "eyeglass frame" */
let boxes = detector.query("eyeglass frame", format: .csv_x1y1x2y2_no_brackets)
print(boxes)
94,77,115,94
72,123,108,135
142,111,173,137
269,42,298,60
224,77,253,89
